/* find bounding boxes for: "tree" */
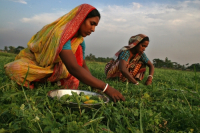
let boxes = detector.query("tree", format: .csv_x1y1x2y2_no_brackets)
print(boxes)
153,58,165,68
15,46,25,54
165,57,169,63
8,46,15,53
187,63,200,71
86,53,96,61
164,57,173,68
4,46,8,52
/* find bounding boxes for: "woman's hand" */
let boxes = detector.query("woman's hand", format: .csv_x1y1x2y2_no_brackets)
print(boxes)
145,78,152,85
104,85,125,102
146,60,154,85
119,59,138,84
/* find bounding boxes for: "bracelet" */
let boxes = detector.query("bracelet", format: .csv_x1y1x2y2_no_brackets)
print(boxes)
148,75,153,79
134,82,139,85
102,83,109,92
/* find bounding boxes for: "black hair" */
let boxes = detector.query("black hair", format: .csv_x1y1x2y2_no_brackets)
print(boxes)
86,9,101,19
138,37,149,44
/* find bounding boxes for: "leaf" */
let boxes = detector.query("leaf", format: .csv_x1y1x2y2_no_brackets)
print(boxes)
20,104,25,111
83,117,104,127
0,128,6,133
143,93,150,99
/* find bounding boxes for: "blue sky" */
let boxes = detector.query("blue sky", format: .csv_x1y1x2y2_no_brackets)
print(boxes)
0,0,200,65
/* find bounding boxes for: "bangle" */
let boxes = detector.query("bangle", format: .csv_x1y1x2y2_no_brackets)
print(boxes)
135,82,139,85
102,83,108,92
148,75,153,79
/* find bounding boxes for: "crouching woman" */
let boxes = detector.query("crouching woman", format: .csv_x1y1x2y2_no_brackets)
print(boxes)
105,34,154,85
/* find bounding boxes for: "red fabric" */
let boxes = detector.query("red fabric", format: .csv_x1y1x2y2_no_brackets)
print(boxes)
48,4,95,82
55,4,95,62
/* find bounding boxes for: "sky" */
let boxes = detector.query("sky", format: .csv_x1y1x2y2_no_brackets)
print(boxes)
0,0,200,65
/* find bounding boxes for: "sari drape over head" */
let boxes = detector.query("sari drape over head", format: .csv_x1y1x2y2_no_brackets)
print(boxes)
105,34,148,82
4,4,95,89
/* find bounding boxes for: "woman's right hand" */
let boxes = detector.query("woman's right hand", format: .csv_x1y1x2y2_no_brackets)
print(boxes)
104,85,125,102
60,50,125,102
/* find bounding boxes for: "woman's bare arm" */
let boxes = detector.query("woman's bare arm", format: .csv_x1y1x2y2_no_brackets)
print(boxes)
119,59,138,84
82,60,91,73
145,60,154,85
59,50,125,102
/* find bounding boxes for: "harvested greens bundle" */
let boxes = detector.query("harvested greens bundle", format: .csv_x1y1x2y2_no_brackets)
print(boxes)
59,91,103,104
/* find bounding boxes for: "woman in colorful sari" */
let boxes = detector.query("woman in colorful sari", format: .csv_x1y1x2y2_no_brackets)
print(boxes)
4,4,125,102
105,34,154,85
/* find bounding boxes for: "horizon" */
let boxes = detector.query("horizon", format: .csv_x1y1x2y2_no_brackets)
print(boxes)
0,0,200,65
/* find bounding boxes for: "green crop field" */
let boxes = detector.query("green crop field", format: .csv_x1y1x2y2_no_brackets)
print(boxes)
0,52,200,133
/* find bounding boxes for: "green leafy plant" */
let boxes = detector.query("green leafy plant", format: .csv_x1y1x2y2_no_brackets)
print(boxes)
0,53,200,132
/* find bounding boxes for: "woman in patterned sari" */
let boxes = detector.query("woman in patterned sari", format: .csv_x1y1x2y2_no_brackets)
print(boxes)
105,34,154,85
4,4,125,102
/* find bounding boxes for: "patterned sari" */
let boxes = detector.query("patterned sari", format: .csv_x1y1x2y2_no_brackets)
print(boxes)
4,4,95,89
105,34,148,82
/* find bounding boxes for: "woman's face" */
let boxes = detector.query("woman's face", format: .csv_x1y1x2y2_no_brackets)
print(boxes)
135,41,149,55
79,16,100,37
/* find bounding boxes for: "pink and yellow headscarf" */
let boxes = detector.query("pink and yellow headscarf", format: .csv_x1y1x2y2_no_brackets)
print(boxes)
26,4,95,67
113,34,147,60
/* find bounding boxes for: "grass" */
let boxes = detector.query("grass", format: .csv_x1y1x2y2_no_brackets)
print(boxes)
0,53,200,133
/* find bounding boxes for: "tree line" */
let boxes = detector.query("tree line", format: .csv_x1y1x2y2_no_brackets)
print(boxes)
153,57,200,71
2,46,25,54
1,46,199,71
86,54,200,71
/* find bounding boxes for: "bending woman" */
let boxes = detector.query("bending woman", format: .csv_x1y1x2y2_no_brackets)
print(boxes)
4,4,125,102
105,34,154,85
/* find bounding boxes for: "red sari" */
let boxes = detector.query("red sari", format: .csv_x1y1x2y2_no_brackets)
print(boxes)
105,34,148,82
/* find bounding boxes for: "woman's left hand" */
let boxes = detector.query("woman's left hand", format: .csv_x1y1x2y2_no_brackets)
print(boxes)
145,60,154,85
145,79,152,85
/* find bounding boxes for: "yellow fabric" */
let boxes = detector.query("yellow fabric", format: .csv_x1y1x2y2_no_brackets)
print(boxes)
4,37,83,88
27,6,79,67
